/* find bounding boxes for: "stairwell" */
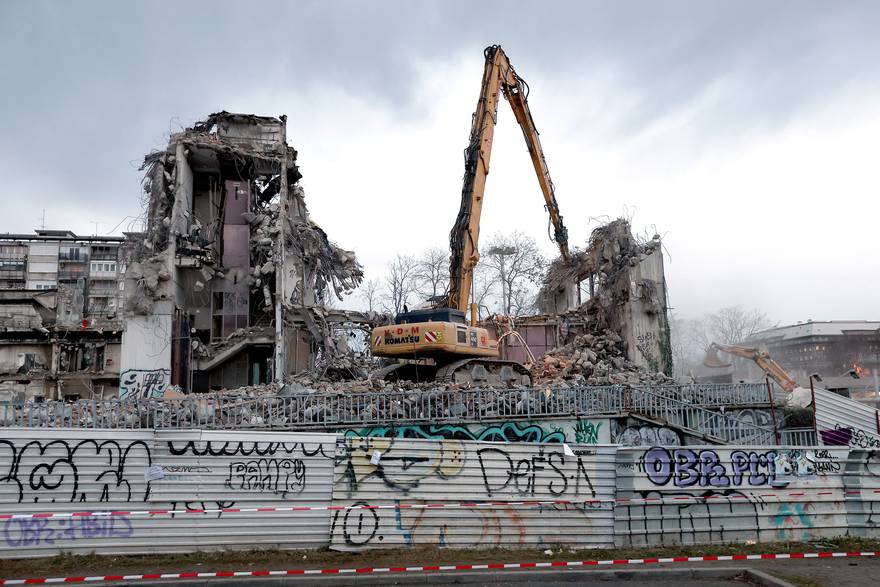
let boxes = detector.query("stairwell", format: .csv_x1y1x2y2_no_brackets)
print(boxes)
626,386,776,445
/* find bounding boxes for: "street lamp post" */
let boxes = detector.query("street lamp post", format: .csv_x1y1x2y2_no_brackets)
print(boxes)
487,245,516,315
809,373,822,441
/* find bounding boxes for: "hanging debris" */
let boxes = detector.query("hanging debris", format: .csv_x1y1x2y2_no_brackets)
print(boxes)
123,111,370,393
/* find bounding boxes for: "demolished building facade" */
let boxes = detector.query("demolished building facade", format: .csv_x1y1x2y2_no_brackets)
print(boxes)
0,231,128,400
499,219,673,383
121,112,366,398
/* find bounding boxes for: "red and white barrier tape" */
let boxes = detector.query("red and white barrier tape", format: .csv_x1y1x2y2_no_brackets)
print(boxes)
0,551,877,584
3,488,877,521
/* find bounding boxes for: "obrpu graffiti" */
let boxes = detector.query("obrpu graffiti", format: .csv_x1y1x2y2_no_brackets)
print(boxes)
639,446,833,488
615,446,853,547
642,447,785,488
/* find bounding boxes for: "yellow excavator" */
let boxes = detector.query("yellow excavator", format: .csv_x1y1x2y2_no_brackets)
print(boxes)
370,45,571,385
703,342,798,392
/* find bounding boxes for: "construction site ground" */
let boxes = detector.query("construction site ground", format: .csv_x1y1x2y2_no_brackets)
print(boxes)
3,537,879,586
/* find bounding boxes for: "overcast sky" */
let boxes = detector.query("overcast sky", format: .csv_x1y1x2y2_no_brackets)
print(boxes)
1,1,878,324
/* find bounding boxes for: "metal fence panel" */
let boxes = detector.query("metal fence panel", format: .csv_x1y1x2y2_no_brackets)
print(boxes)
843,449,880,536
814,388,880,448
0,428,154,558
148,430,336,553
614,445,851,547
329,437,618,550
0,429,337,558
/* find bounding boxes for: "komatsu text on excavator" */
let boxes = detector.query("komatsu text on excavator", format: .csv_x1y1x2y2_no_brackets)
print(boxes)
370,45,570,385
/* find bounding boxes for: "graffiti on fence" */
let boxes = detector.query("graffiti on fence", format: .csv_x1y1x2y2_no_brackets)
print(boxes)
614,425,681,447
335,437,465,496
3,514,133,548
641,447,786,488
343,419,610,445
0,439,152,504
476,446,596,498
330,438,610,549
616,447,850,547
820,424,880,449
166,440,332,460
224,458,307,498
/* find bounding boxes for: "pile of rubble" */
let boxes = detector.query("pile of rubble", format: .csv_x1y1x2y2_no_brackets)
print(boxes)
531,328,672,386
0,381,632,430
540,218,662,320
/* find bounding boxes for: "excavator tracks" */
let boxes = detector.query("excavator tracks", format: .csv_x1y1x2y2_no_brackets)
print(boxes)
370,358,532,387
435,358,532,386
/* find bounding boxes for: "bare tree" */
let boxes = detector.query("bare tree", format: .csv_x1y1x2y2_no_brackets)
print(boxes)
413,247,449,301
472,264,497,320
706,305,774,345
482,231,545,316
669,306,775,377
358,279,381,313
381,254,418,315
669,313,709,377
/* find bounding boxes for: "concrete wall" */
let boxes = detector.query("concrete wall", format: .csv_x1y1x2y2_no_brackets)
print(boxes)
618,252,672,375
119,312,172,399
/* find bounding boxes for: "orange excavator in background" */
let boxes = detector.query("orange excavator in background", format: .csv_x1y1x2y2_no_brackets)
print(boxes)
369,45,571,385
703,342,798,392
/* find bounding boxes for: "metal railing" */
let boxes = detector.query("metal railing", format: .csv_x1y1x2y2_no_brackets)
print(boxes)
626,386,775,445
0,383,776,444
780,428,818,446
634,382,779,407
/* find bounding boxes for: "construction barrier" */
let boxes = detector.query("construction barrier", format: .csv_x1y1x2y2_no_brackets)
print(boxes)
2,551,879,585
1,428,878,558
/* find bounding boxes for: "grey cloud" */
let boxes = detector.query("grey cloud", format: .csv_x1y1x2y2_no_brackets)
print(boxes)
0,0,877,233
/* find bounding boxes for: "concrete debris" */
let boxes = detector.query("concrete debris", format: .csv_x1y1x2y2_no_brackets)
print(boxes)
124,252,172,315
541,219,661,318
0,380,691,430
530,329,672,386
530,218,673,378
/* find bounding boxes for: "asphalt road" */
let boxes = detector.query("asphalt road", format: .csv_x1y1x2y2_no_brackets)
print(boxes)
107,567,790,586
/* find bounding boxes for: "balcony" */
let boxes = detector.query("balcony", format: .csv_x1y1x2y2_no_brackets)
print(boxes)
57,269,88,281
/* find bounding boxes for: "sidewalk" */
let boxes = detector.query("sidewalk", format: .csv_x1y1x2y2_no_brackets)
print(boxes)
3,538,879,586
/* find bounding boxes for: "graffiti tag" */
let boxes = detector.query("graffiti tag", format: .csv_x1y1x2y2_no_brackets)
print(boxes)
225,458,306,498
642,447,783,488
119,368,170,399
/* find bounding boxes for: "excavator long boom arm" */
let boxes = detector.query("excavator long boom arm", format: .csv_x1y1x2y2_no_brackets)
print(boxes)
448,45,570,316
704,342,798,392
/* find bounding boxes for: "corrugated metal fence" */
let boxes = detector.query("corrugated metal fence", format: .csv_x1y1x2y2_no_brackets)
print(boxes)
1,429,878,558
814,387,880,448
330,437,617,550
615,446,852,546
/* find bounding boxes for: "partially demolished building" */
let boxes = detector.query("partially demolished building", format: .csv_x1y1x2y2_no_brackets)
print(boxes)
122,112,366,398
0,230,127,400
500,219,673,383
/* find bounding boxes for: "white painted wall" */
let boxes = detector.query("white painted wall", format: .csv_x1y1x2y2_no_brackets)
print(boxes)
119,310,172,398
